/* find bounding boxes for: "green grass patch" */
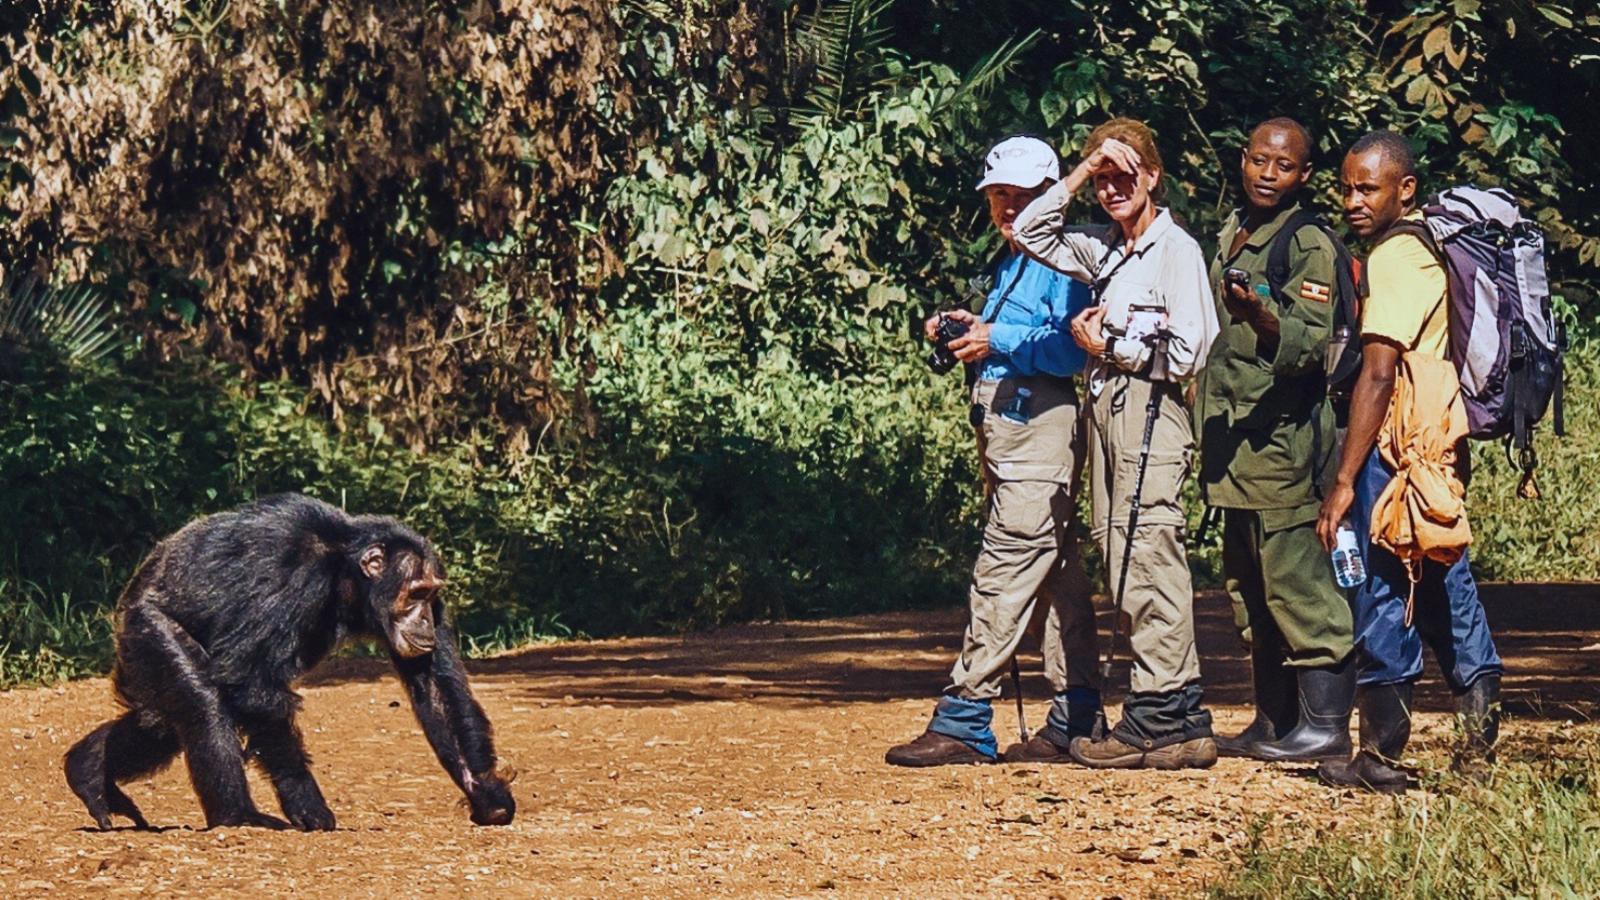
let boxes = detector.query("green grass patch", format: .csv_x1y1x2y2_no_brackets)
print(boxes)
1213,722,1600,898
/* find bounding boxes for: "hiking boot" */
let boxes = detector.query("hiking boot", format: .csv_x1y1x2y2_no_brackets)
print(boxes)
1451,673,1501,779
885,731,993,768
1068,734,1218,770
1251,655,1356,763
1217,638,1296,758
1318,681,1412,794
1001,733,1073,764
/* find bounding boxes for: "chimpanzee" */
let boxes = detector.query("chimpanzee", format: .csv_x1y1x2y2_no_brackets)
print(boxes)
64,494,515,830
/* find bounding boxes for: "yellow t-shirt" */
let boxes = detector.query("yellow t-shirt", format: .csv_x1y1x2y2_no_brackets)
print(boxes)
1360,213,1448,360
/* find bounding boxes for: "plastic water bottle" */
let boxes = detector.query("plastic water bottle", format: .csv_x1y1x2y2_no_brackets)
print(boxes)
999,386,1032,424
1331,520,1366,589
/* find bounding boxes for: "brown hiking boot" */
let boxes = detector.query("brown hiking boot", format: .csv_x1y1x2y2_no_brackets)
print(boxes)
885,731,993,767
1001,733,1073,764
1068,734,1218,770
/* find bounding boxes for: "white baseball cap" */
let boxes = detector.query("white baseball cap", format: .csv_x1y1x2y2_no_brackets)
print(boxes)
976,136,1061,191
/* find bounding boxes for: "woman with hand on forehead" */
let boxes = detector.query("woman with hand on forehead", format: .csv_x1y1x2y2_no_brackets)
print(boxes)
1012,117,1221,770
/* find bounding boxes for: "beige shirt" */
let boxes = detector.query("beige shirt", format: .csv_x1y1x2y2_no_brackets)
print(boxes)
1013,181,1219,391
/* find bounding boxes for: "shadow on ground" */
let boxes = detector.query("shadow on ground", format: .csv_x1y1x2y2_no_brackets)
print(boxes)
307,583,1600,719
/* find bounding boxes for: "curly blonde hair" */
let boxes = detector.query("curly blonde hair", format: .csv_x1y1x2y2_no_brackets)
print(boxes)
1083,117,1166,201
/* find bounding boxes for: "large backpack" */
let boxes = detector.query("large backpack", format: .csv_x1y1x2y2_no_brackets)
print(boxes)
1372,187,1567,495
1265,208,1364,400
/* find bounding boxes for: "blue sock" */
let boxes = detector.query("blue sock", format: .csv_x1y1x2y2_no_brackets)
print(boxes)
926,695,998,759
1041,686,1103,744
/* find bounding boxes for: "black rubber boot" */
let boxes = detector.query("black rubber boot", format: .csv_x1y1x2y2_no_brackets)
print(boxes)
1451,673,1501,777
1250,654,1356,762
1318,681,1412,794
1217,637,1296,758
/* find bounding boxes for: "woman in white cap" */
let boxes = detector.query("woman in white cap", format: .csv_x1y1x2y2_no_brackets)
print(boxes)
1011,117,1221,770
886,135,1103,767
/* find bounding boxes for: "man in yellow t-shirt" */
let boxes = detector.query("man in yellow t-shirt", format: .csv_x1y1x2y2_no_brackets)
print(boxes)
1313,131,1503,795
1360,216,1449,358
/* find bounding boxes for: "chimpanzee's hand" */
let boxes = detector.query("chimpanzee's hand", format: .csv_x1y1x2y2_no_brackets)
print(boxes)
284,796,337,832
467,772,515,826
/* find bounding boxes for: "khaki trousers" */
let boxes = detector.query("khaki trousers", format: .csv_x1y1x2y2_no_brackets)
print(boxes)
1087,372,1201,695
946,377,1099,701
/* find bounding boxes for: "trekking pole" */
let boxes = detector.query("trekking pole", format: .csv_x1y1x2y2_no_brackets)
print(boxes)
1100,332,1173,688
1009,657,1029,743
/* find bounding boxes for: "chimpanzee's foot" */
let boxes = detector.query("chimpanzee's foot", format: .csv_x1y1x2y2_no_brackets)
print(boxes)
207,809,291,830
64,729,113,829
283,799,337,832
106,784,151,829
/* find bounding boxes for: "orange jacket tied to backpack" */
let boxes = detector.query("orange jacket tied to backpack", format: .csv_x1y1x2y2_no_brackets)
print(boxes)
1371,352,1472,624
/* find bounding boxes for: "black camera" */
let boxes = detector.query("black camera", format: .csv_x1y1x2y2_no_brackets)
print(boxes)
926,314,969,375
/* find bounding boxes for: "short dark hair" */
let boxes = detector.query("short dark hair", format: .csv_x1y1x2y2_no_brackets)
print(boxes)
1347,130,1417,177
1251,117,1314,160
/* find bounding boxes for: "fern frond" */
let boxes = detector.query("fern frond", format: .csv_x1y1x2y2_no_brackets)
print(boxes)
789,0,899,127
944,28,1043,111
0,277,124,364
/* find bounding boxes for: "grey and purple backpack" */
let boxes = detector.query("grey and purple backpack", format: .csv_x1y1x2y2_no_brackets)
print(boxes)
1376,187,1567,494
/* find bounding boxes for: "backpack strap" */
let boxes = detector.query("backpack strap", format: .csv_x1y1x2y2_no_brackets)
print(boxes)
1264,208,1322,307
1358,217,1438,297
1264,209,1340,498
1361,218,1446,352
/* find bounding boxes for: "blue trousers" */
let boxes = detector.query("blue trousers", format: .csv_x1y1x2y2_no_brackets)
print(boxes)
1348,449,1503,691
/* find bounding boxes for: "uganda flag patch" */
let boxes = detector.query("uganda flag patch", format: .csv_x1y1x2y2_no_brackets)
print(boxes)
1299,280,1332,303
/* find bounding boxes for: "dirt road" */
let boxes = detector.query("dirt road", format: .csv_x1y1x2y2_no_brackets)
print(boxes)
3,586,1596,897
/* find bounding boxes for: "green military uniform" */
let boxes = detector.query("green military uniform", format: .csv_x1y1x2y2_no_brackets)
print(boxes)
1195,201,1354,668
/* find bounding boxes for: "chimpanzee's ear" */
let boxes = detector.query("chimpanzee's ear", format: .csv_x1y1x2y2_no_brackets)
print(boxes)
359,545,386,580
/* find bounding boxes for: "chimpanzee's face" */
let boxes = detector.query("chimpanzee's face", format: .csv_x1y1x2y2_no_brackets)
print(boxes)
359,543,446,658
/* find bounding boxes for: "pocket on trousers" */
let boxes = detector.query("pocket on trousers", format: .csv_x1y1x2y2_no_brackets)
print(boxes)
986,481,1061,548
1112,447,1189,528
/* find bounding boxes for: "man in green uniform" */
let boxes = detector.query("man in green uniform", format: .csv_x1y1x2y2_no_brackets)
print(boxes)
1195,118,1357,762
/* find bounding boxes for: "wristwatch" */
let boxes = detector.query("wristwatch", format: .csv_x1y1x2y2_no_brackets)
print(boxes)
1102,335,1118,360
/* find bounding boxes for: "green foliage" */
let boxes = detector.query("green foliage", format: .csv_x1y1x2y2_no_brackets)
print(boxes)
1213,723,1600,898
3,0,1600,693
0,275,123,364
1469,334,1600,581
0,576,113,689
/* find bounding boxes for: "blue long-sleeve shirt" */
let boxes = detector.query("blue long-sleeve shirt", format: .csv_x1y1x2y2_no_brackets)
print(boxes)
977,250,1092,381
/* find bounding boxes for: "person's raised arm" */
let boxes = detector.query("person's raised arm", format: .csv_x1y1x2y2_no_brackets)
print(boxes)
1012,138,1144,282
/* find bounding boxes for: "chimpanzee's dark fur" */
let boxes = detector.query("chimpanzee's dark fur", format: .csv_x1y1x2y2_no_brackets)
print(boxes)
64,494,515,830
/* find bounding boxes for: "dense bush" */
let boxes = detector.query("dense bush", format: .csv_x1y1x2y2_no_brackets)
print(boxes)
2,2,1599,686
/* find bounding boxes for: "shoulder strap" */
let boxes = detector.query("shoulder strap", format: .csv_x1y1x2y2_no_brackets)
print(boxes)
1357,217,1438,298
1265,208,1323,306
1088,226,1130,305
1362,219,1447,352
982,255,1031,324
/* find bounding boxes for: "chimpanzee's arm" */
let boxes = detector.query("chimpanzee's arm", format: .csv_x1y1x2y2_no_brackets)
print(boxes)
392,625,515,825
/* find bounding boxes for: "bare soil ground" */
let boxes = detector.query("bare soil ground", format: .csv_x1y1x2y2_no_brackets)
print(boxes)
3,585,1597,898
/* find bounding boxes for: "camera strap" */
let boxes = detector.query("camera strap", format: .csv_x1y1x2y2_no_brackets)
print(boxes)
962,253,1032,388
982,254,1031,324
1089,233,1136,306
